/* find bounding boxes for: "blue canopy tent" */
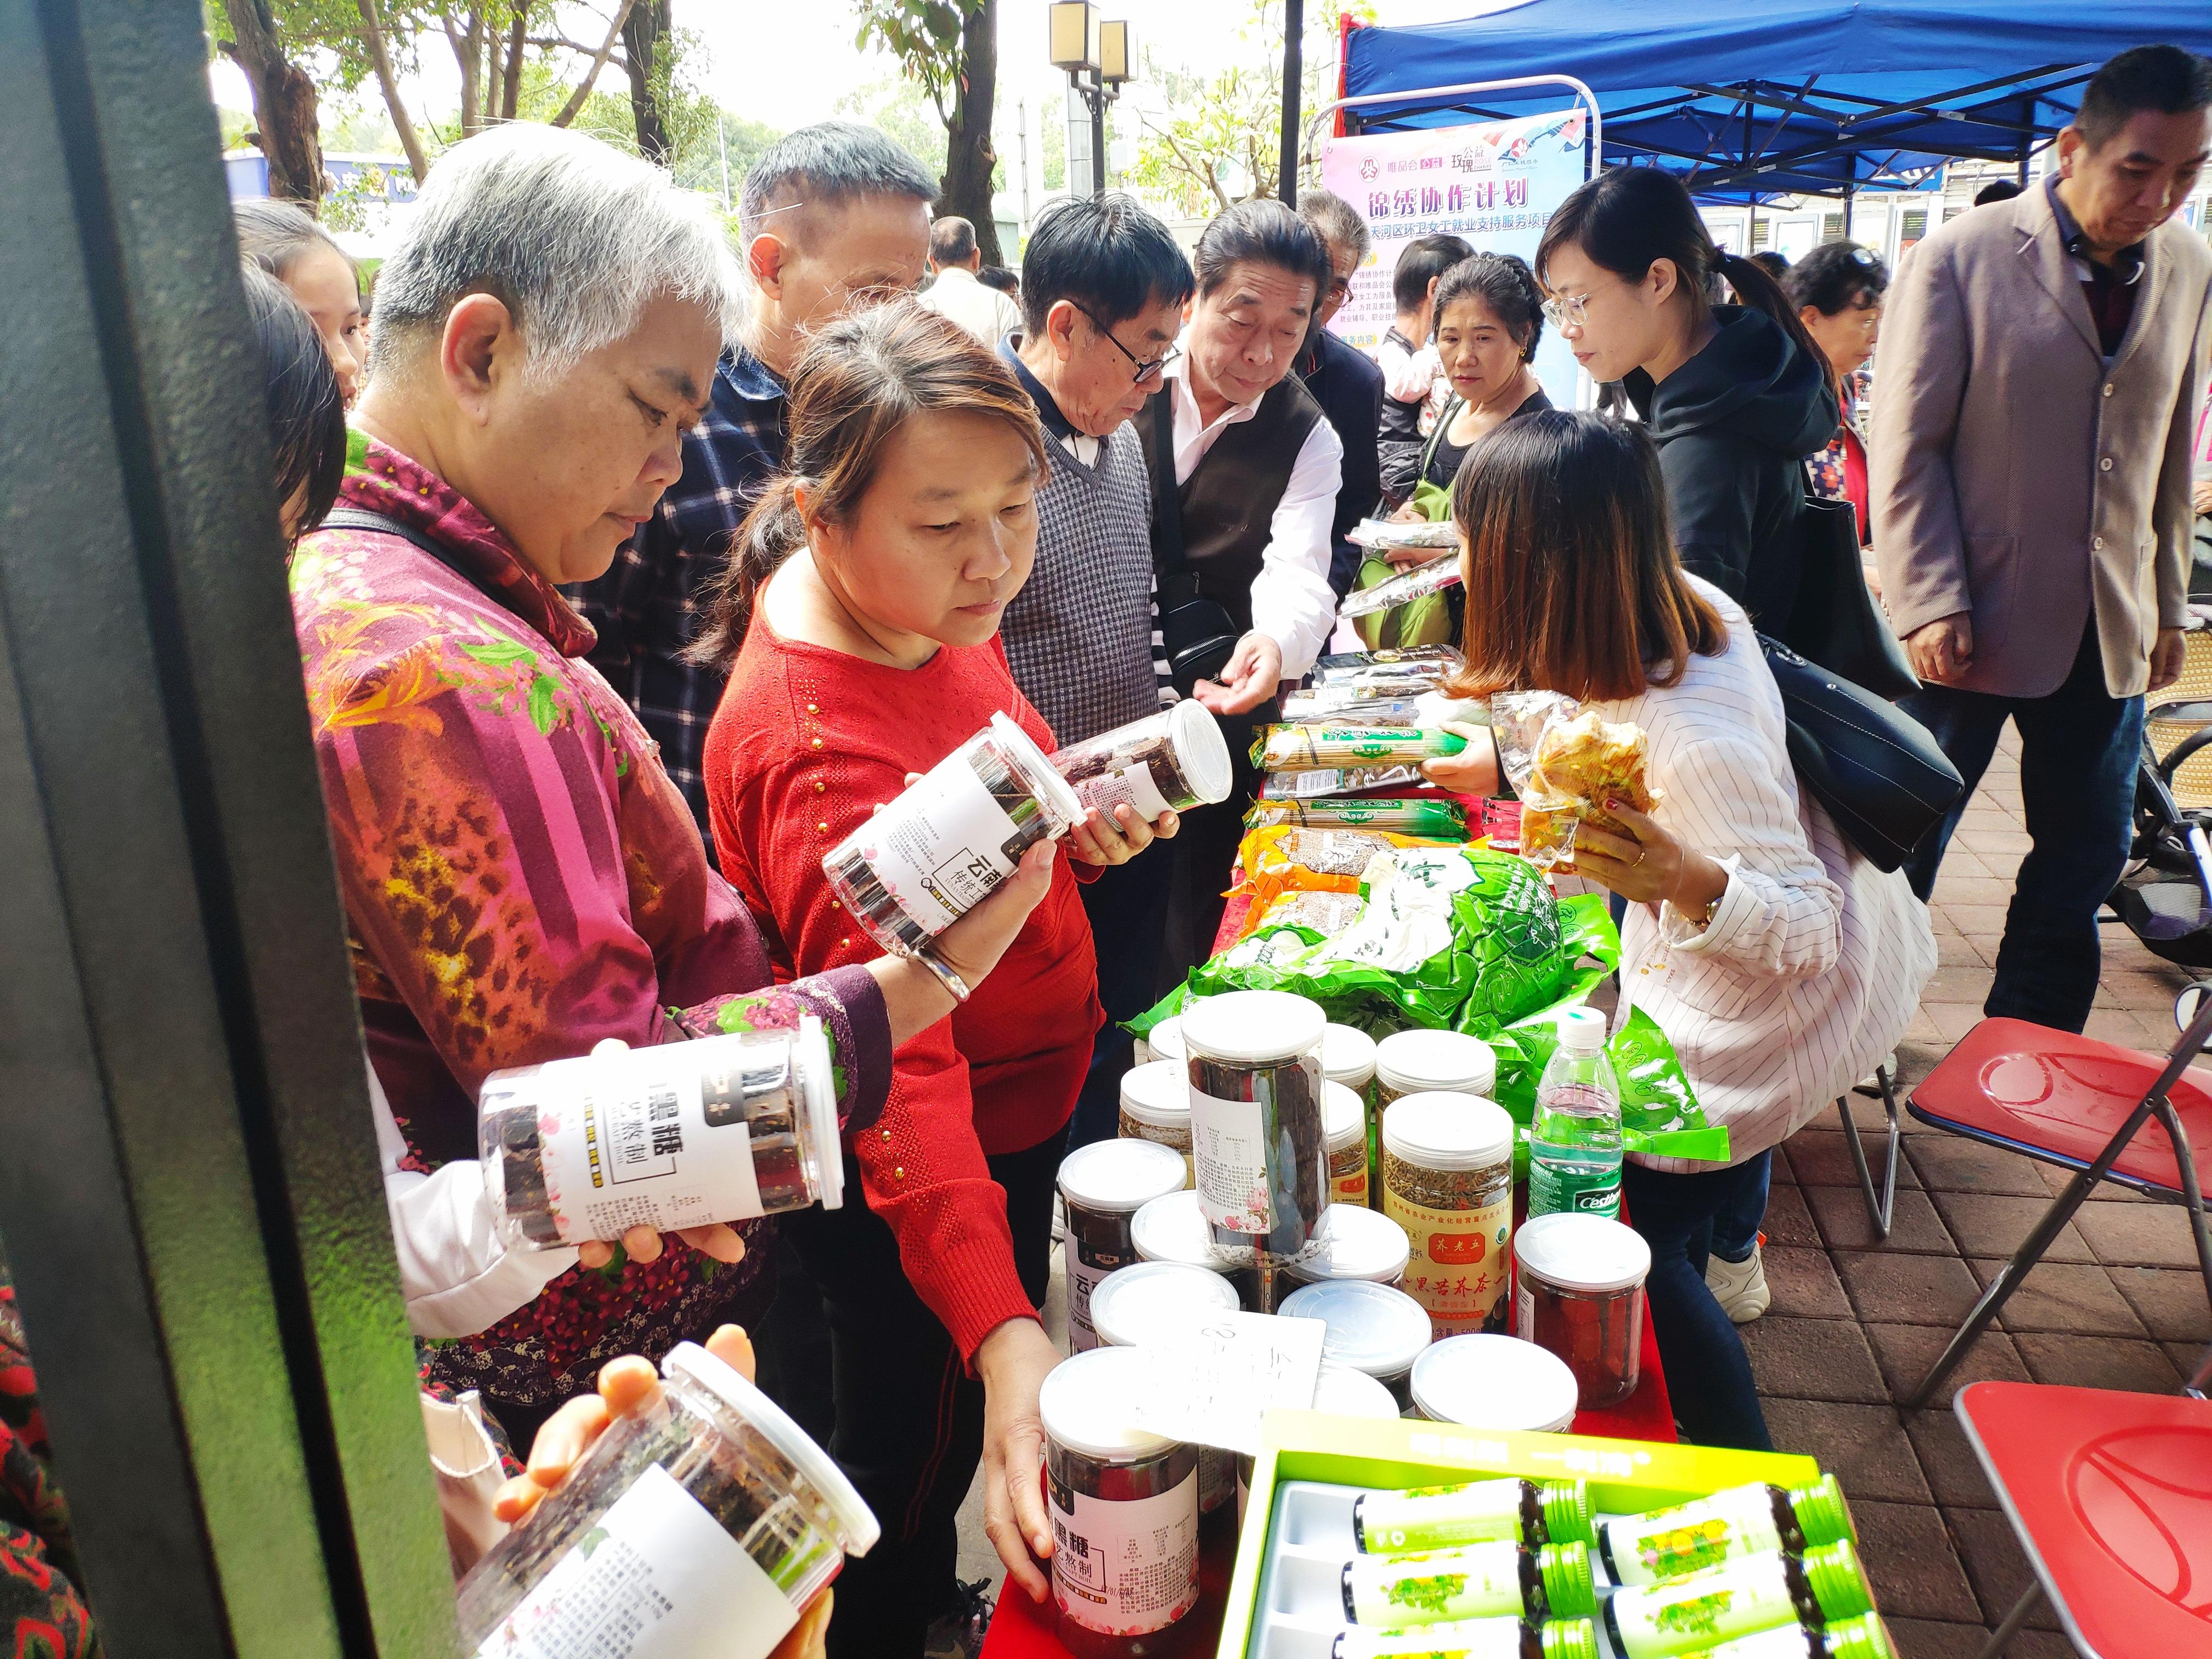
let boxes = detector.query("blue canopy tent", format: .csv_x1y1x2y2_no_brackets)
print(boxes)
1337,2,2212,202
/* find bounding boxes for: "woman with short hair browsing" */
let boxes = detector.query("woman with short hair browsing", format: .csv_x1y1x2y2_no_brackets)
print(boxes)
1423,411,1932,1449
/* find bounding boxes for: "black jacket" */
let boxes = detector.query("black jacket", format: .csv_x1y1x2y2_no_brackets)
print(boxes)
1624,306,1838,631
1297,329,1386,597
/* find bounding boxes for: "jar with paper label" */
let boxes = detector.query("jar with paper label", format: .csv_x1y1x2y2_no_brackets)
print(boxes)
1514,1213,1651,1409
1180,990,1329,1271
1325,1080,1373,1207
1342,1537,1596,1628
1130,1189,1258,1307
1088,1260,1241,1522
1373,1029,1497,1110
1050,701,1234,822
481,1024,842,1250
1117,1060,1193,1186
1602,1542,1873,1659
1333,1615,1601,1659
1059,1141,1190,1353
459,1340,877,1658
1041,1345,1202,1656
1238,1362,1400,1528
1410,1335,1581,1434
1380,1092,1515,1334
1595,1474,1854,1587
1283,1204,1410,1290
822,711,1085,960
1277,1278,1432,1410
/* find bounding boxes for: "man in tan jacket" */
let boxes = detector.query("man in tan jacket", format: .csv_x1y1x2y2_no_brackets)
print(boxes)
1874,44,2212,1034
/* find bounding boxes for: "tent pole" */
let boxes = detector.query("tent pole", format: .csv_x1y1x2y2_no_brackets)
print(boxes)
1280,0,1304,208
1844,185,1855,238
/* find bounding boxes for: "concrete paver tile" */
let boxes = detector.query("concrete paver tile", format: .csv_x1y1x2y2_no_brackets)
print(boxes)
1864,1323,2030,1403
1904,1136,2049,1198
1926,1192,2094,1263
1809,1184,1957,1254
2010,1330,2183,1391
1763,1399,1931,1504
2107,1265,2212,1341
1877,1619,2004,1659
1757,1181,1823,1248
1786,1129,1924,1192
1945,1506,2059,1630
1762,1245,1855,1321
1835,1250,1985,1328
2164,1339,2210,1378
1900,1408,1998,1509
1740,1316,1889,1404
2075,1200,2209,1267
1845,1500,1982,1623
2035,1160,2152,1202
1920,1002,1989,1045
1963,1257,2144,1336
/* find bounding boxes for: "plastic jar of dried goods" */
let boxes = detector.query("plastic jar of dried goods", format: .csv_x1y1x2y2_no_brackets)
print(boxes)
481,1026,842,1250
1238,1362,1402,1528
1180,990,1329,1266
1040,1346,1202,1656
1373,1029,1497,1109
822,712,1085,960
1380,1092,1516,1334
1050,700,1235,821
1116,1060,1193,1187
1138,1014,1188,1071
1086,1260,1241,1528
1284,1204,1411,1289
1130,1189,1258,1306
458,1341,877,1658
1410,1335,1579,1434
1322,1023,1378,1094
1277,1278,1433,1410
1325,1081,1373,1208
1513,1213,1651,1409
1060,1141,1190,1353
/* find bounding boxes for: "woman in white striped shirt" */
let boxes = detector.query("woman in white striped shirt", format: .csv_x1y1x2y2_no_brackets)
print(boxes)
1425,411,1934,1448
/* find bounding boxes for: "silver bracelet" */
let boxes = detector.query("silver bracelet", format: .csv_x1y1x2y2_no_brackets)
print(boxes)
915,949,972,1005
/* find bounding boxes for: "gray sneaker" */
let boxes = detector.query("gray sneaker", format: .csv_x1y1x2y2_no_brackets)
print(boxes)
1705,1243,1771,1324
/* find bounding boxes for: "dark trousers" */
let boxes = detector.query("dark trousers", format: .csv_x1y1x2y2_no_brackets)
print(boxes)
1901,622,2145,1034
771,1128,1066,1659
1622,1154,1775,1451
1709,1156,1772,1265
1070,850,1175,1149
1160,700,1275,990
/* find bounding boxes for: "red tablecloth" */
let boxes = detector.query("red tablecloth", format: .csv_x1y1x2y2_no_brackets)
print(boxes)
982,872,1674,1659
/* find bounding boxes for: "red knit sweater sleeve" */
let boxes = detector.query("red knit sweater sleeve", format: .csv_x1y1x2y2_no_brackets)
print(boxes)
712,676,1039,1364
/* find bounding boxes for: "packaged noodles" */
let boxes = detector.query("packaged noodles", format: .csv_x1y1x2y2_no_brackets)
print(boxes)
1314,646,1464,691
1280,690,1426,726
1244,795,1470,838
1263,765,1423,799
1255,726,1468,771
1248,888,1368,939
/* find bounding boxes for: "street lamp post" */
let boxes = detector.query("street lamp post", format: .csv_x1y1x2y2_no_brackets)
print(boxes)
1049,2,1135,198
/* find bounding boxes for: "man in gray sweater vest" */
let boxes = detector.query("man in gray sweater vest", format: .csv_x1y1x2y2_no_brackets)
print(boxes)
1001,194,1201,1147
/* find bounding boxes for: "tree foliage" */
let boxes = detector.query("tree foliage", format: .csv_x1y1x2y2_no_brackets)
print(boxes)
849,0,1002,264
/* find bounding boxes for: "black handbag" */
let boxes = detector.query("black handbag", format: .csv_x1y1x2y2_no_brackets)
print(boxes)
1147,393,1241,696
1781,464,1920,702
1759,635,1963,873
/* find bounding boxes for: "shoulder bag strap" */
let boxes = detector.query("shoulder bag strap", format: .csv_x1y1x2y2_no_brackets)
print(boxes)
1148,390,1188,581
318,506,507,612
1418,396,1462,484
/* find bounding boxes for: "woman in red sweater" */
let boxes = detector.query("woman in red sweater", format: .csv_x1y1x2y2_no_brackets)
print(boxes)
697,300,1176,1656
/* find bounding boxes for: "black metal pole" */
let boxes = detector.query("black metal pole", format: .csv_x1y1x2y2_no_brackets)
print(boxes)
1279,0,1303,207
1091,75,1107,196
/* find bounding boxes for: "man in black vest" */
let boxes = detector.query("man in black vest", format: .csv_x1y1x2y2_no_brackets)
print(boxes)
1140,200,1343,975
1297,189,1387,597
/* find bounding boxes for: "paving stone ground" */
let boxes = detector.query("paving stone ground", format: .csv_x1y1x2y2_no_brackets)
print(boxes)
957,731,2211,1654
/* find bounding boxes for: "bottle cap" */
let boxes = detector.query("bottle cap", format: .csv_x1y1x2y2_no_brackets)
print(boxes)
1287,1203,1412,1285
1382,1091,1516,1170
1131,1188,1254,1272
1542,1618,1600,1659
1558,1007,1609,1056
1515,1213,1651,1295
1411,1335,1579,1433
1181,988,1328,1065
1375,1028,1496,1095
1825,1613,1894,1659
1322,1022,1379,1087
1117,1059,1191,1130
1057,1138,1188,1215
1039,1345,1180,1462
1540,1479,1594,1547
1791,1471,1855,1549
1537,1541,1595,1619
1324,1081,1368,1153
1804,1538,1874,1623
1088,1259,1239,1350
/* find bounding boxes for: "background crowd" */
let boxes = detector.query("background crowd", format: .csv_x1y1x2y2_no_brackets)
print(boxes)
1,35,2206,1659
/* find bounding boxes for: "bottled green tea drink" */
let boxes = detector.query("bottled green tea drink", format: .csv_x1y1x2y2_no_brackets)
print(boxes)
1331,1614,1600,1659
1353,1477,1593,1555
1526,1009,1622,1219
1596,1475,1853,1585
1342,1539,1595,1628
1602,1542,1872,1658
1656,1612,1893,1659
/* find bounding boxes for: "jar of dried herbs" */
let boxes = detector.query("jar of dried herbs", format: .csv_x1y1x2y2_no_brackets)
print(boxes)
1059,1140,1190,1353
1088,1260,1242,1523
1276,1278,1433,1410
822,712,1085,960
1409,1335,1579,1434
458,1341,877,1658
1513,1213,1651,1409
1324,1080,1372,1208
1050,699,1234,820
1041,1346,1201,1655
1129,1189,1259,1308
1116,1060,1193,1187
1380,1092,1516,1334
481,1025,842,1251
1180,990,1328,1268
1283,1204,1411,1290
1373,1029,1497,1110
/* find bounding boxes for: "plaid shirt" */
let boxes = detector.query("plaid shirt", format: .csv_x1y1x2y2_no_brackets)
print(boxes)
569,345,789,840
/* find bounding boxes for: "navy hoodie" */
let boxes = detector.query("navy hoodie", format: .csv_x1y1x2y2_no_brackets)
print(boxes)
1623,305,1838,631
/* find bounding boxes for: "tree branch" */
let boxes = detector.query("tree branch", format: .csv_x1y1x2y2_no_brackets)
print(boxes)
356,0,430,180
550,0,637,128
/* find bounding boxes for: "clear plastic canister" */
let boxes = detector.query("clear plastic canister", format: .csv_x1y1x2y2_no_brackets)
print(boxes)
1087,1261,1241,1523
1284,1204,1412,1290
1373,1028,1498,1108
1277,1277,1432,1410
1116,1060,1193,1187
1041,1346,1202,1656
1238,1362,1400,1530
1324,1080,1372,1208
1129,1189,1258,1307
1141,1014,1188,1073
480,1024,842,1250
1049,699,1235,819
1180,990,1329,1266
1410,1334,1580,1433
457,1340,877,1657
1321,1023,1378,1093
822,712,1085,958
1514,1213,1651,1409
1380,1092,1516,1334
1059,1140,1190,1353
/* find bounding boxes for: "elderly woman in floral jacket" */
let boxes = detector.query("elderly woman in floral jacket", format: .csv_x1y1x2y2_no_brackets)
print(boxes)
289,124,1051,1445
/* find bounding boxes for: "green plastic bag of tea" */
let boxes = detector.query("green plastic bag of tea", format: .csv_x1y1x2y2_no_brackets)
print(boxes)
1483,1002,1729,1163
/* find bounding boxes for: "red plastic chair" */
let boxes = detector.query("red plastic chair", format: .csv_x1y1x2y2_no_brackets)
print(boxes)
1900,1007,2212,1408
1954,1365,2212,1657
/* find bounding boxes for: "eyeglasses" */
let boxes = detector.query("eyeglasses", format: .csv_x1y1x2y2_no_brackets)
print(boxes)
1324,276,1353,305
1539,291,1591,330
1071,302,1181,386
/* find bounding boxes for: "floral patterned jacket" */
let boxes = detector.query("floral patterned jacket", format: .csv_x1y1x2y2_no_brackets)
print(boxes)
0,1257,95,1659
290,440,891,1408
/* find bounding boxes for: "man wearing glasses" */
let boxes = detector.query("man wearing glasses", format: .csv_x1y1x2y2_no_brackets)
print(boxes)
1297,190,1388,596
999,192,1197,1147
